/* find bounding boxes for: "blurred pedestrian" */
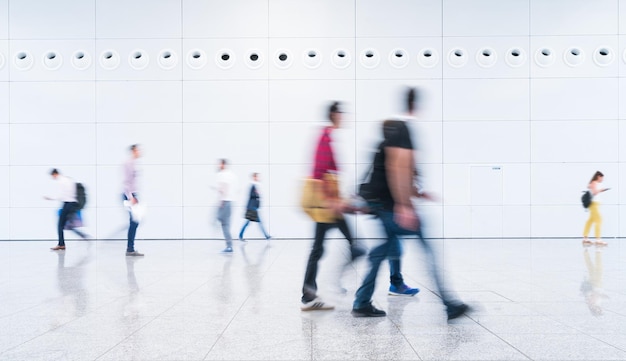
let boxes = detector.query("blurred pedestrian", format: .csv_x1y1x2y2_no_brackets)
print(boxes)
239,172,271,242
216,159,238,253
123,144,144,257
46,169,85,250
583,171,609,246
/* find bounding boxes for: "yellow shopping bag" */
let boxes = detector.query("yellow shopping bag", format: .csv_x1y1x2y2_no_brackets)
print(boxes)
300,174,342,223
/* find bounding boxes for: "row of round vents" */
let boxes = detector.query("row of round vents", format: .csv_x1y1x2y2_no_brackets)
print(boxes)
0,46,620,71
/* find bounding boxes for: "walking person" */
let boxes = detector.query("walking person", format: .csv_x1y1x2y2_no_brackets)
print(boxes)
583,171,610,246
352,117,469,320
123,144,144,257
46,169,82,250
239,172,271,242
300,101,365,311
216,159,238,253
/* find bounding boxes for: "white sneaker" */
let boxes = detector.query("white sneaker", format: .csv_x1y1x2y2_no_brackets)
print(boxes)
300,297,334,311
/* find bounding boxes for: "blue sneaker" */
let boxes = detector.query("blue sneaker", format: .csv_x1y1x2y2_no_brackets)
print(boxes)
388,284,419,296
221,247,233,253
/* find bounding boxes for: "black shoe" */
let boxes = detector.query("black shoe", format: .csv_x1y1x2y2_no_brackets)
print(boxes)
446,303,469,320
352,303,386,317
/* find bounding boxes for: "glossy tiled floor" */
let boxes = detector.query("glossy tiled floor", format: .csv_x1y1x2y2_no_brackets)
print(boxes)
1,236,625,360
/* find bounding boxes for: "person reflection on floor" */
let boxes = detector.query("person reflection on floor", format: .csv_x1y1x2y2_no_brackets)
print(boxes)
580,247,607,316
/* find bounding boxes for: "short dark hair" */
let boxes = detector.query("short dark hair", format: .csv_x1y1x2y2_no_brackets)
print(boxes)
50,168,59,176
220,158,228,166
130,144,139,152
328,101,342,122
406,88,419,113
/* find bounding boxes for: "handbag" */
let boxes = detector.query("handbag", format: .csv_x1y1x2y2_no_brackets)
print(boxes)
300,173,342,223
581,190,592,209
245,209,259,222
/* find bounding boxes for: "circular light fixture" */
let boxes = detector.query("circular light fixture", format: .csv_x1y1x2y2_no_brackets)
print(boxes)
14,51,34,71
215,49,235,70
303,49,323,69
359,48,380,69
331,49,351,69
71,50,91,70
157,49,177,70
447,48,467,68
505,47,526,68
476,47,497,68
417,48,439,68
245,49,263,69
534,47,555,67
186,49,207,70
129,49,149,70
593,46,614,67
100,49,120,71
42,50,63,71
563,47,584,67
274,49,293,70
389,48,409,69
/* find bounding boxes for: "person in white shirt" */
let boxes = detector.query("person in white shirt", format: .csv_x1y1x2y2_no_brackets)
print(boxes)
123,144,144,257
216,159,238,253
46,169,79,251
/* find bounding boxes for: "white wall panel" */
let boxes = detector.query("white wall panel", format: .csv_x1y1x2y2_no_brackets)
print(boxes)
183,123,269,165
96,0,180,39
11,165,95,208
530,78,619,120
96,166,127,208
181,39,268,81
356,38,442,79
443,121,530,164
183,81,268,123
10,82,95,124
619,205,626,238
0,1,7,39
97,81,181,123
10,124,96,165
268,164,312,208
183,207,214,239
619,78,626,119
183,0,268,38
9,40,96,81
270,0,354,38
96,123,182,166
415,204,444,239
139,165,183,207
0,41,8,81
531,121,618,163
502,206,531,238
619,163,626,205
130,205,183,239
95,40,182,81
443,79,530,121
0,125,6,165
9,0,95,39
96,207,132,240
0,208,8,240
269,80,356,122
530,0,618,36
471,206,503,238
443,206,472,238
621,0,626,34
443,37,530,79
531,205,619,238
0,166,7,207
10,208,57,240
531,163,619,206
268,39,355,80
502,164,531,205
530,36,619,78
356,0,441,37
443,0,529,36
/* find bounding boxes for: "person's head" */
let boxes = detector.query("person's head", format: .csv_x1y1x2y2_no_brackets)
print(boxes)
50,168,59,180
405,87,419,114
219,158,228,171
328,101,343,128
130,144,141,159
591,171,604,183
252,172,259,182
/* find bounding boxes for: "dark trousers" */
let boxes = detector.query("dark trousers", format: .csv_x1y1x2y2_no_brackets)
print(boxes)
57,202,79,246
301,218,354,303
123,194,139,252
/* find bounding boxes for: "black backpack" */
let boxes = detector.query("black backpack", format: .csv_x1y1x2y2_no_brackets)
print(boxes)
581,190,591,209
76,183,87,210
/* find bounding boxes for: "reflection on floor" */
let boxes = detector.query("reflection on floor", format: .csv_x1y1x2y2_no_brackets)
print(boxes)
0,238,625,360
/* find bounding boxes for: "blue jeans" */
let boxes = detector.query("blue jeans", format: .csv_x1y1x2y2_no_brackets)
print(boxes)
239,209,270,239
354,209,456,309
123,194,139,252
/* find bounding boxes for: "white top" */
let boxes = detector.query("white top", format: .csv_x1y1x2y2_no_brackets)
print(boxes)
55,175,77,203
216,169,238,202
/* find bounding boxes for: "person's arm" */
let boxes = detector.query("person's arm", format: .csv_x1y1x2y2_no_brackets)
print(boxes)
386,146,418,230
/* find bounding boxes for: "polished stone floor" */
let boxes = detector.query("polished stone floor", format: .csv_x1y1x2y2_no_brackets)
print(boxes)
0,236,625,361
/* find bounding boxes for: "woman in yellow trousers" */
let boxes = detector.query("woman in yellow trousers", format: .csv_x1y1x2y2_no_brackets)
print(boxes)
583,171,610,246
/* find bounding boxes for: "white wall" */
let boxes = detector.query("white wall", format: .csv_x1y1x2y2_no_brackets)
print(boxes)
1,0,624,240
